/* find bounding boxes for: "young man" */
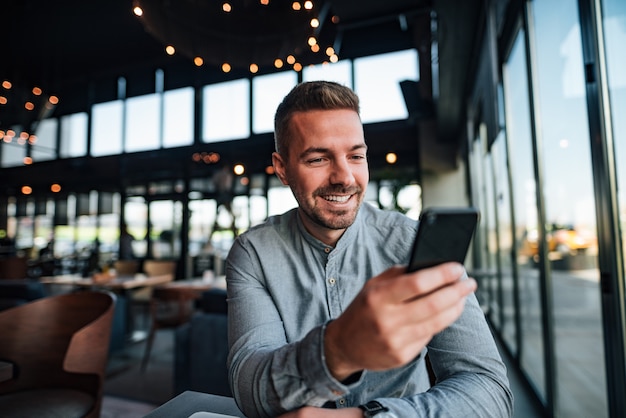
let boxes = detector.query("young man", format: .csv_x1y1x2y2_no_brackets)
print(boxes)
226,81,513,417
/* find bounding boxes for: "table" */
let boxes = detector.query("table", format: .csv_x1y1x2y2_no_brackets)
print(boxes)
144,391,245,418
40,273,174,290
157,275,225,293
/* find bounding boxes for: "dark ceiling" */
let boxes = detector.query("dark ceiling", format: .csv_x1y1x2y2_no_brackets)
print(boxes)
0,0,483,195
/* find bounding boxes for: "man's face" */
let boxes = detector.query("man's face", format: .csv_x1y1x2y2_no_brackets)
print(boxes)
272,109,369,245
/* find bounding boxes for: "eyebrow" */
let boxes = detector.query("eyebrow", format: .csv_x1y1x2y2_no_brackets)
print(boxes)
298,144,368,160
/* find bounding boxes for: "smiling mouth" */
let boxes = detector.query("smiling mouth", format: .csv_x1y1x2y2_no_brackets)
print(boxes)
323,194,351,203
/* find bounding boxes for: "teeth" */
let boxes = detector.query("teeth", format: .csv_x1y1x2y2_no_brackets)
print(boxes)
324,195,350,202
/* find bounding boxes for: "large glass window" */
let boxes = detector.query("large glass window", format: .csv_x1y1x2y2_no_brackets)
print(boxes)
32,118,57,162
503,29,546,402
149,200,182,259
252,71,297,134
163,87,194,148
125,93,160,152
492,130,517,352
604,0,626,271
60,112,88,158
354,49,418,123
531,1,606,415
203,79,250,142
267,176,297,216
303,60,353,87
91,100,123,157
1,126,26,167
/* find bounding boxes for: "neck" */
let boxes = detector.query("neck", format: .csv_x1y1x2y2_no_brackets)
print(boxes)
298,209,346,247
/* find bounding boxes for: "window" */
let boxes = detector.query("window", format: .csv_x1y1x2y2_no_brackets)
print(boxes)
164,87,194,147
252,71,298,134
91,100,123,157
303,60,352,87
125,93,160,152
60,112,88,158
32,118,57,162
1,125,25,167
203,79,250,142
354,49,419,123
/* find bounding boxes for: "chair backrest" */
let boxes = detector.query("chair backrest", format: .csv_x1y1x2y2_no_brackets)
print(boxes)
113,259,140,276
143,260,176,278
0,290,116,418
150,287,197,327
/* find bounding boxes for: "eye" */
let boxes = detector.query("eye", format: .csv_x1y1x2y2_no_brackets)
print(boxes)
306,157,326,166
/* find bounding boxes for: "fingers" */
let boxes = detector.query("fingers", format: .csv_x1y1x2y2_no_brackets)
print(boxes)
325,263,477,375
375,262,468,304
404,278,475,337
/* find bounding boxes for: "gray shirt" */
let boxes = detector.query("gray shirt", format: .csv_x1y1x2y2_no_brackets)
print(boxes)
226,203,512,418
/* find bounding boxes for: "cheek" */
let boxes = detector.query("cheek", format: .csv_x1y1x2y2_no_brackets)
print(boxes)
355,165,370,185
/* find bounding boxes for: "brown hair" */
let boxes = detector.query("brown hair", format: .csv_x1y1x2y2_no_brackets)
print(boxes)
273,81,360,157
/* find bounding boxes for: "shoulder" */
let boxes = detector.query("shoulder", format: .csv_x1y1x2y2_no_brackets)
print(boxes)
358,202,417,232
234,208,297,246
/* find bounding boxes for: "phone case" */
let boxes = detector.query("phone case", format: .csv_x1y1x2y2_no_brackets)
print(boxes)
407,207,480,272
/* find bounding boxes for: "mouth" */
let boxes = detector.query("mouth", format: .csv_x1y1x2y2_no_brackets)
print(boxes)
322,194,352,203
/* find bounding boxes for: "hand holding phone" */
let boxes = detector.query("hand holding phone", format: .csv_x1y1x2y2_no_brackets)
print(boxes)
407,207,480,272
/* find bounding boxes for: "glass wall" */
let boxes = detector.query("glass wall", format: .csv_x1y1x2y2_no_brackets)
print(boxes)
530,1,606,415
502,28,546,401
605,0,626,267
470,1,626,416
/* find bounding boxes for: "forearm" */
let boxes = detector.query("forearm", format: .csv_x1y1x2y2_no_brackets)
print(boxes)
229,324,351,418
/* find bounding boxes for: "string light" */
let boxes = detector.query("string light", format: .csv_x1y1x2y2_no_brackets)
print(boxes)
132,0,338,73
233,164,245,175
0,80,59,149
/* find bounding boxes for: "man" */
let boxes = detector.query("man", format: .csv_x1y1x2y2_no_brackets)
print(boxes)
226,81,512,417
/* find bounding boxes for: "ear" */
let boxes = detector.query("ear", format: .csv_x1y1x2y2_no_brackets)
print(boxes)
272,152,289,185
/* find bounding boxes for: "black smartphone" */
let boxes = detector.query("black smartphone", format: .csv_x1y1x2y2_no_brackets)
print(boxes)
407,207,480,272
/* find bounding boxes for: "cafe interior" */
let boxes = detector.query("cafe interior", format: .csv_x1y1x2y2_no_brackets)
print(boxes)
2,0,626,417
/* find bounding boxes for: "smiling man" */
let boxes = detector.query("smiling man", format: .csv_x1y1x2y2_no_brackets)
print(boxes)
226,81,512,418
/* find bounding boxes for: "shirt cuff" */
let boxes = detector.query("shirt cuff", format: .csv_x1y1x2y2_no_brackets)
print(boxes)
297,321,364,401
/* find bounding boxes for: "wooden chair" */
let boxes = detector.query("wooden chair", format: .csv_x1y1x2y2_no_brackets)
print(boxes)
141,286,197,372
142,260,176,278
113,259,139,276
130,260,176,333
0,291,116,418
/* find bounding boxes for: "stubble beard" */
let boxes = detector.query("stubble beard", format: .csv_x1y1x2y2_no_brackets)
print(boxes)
296,186,364,230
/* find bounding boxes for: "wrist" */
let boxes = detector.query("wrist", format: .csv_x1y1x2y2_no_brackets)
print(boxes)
358,401,391,417
323,321,357,381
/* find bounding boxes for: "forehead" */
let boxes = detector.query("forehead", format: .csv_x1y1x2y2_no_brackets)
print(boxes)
288,109,365,153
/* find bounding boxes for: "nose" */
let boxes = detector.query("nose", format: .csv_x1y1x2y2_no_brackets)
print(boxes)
329,158,355,186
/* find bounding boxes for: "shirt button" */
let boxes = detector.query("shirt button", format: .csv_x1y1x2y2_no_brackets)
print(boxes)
329,277,336,285
338,399,346,405
324,247,331,253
